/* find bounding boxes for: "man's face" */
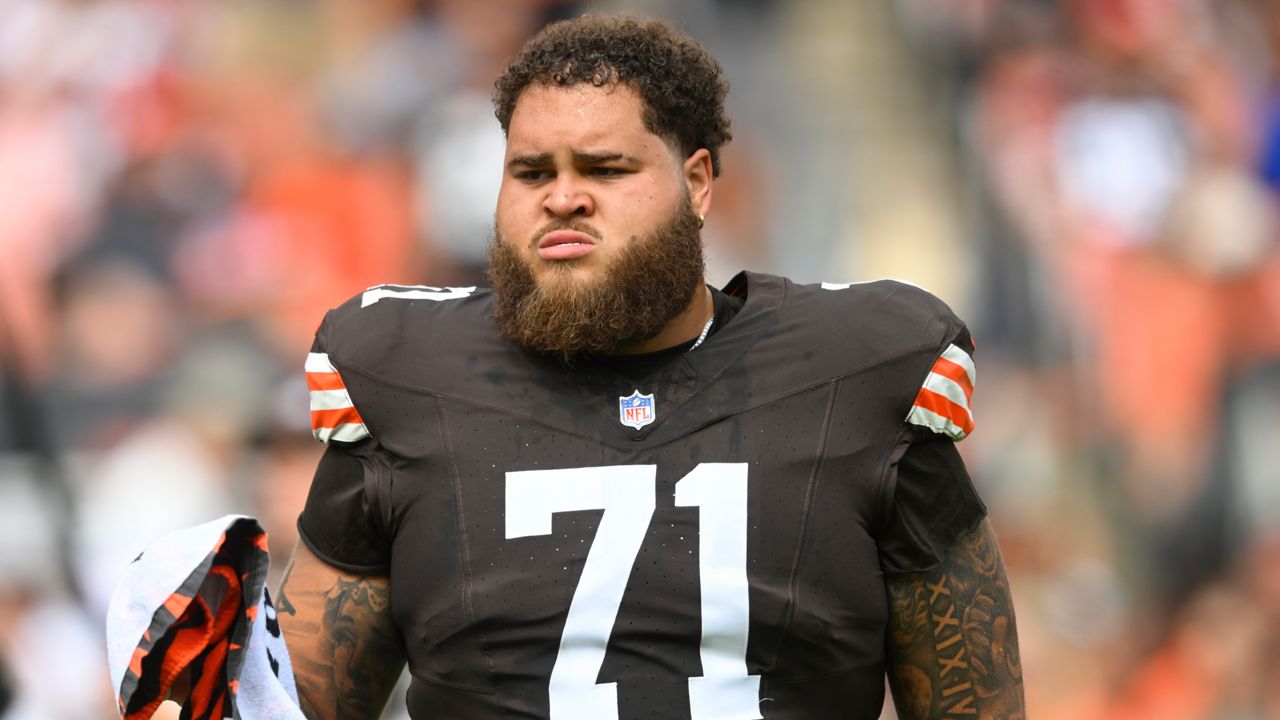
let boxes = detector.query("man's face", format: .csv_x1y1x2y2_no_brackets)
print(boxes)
490,81,710,358
495,82,692,287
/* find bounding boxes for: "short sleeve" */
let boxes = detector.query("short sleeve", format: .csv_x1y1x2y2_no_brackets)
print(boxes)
296,441,392,574
305,314,372,445
875,435,987,575
904,327,976,441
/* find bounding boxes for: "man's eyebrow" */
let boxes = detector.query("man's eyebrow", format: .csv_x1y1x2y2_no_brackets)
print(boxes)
507,151,643,170
507,153,552,170
573,151,641,164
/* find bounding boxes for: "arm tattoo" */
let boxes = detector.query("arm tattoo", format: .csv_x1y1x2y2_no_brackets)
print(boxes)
885,521,1026,719
279,555,404,720
319,578,398,717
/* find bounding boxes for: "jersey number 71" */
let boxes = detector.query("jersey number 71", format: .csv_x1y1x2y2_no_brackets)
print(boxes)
506,464,762,720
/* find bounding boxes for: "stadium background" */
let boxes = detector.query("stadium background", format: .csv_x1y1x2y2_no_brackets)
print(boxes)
0,0,1278,717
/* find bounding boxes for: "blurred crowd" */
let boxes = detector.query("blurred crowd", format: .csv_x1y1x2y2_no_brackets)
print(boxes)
0,0,1277,718
899,0,1280,717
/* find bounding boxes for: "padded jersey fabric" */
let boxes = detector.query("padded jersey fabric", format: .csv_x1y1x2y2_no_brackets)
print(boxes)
297,271,986,720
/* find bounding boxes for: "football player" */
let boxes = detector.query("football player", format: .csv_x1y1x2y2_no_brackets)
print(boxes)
278,14,1026,720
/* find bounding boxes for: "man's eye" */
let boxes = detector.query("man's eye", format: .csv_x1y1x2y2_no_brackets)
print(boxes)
589,167,624,177
517,170,551,182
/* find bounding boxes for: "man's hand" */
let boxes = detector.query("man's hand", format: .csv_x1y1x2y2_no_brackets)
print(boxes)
884,519,1026,719
276,541,405,720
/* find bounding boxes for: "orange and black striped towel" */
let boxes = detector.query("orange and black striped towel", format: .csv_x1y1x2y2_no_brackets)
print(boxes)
106,515,304,720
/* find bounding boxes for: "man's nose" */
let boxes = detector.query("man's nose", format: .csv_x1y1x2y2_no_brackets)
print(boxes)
543,175,594,218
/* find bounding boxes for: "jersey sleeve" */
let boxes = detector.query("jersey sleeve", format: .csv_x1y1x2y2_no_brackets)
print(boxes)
904,327,976,441
305,313,372,445
879,312,986,574
296,436,393,574
296,310,391,574
875,435,987,574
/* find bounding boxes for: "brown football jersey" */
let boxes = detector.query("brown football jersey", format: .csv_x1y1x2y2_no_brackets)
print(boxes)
298,272,986,720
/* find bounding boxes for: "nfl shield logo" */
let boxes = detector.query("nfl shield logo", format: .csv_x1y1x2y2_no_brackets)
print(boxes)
618,390,656,429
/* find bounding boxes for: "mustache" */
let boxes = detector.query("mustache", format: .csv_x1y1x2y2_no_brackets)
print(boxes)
530,220,603,247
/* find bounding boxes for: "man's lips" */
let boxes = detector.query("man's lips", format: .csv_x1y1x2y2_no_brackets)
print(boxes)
536,229,598,261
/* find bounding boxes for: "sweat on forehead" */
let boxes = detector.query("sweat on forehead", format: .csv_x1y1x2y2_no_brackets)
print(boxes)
493,14,733,177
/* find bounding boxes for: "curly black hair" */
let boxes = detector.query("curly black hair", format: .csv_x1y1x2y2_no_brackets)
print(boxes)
493,15,732,177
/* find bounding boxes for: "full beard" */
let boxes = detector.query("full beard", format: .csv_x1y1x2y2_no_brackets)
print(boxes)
488,198,705,362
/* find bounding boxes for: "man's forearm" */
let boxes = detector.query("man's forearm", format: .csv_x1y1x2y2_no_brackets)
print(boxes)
885,520,1026,719
277,543,405,720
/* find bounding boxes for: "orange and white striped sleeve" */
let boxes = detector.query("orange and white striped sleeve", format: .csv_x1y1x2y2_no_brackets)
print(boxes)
905,342,976,442
305,351,371,444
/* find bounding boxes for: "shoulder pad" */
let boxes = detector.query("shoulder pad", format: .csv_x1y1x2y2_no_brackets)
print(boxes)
801,278,976,440
905,342,975,441
305,284,485,444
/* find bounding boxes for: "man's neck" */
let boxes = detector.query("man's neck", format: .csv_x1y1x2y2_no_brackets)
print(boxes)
612,281,713,355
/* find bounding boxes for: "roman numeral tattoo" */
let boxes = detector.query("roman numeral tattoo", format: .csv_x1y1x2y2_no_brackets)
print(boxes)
885,521,1026,719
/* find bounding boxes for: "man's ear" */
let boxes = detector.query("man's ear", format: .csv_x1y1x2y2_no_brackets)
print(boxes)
683,148,713,220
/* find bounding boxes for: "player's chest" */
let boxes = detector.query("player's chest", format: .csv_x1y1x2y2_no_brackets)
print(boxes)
403,384,890,590
383,385,895,717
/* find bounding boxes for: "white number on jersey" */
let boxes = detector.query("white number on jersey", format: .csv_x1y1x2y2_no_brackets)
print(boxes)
361,284,475,307
505,464,762,720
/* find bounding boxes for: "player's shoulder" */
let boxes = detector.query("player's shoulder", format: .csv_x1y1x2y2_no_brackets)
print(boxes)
306,284,499,444
767,275,977,441
312,283,495,377
800,276,955,318
771,275,968,367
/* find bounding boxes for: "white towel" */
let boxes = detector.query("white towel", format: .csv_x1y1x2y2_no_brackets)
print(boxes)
105,515,305,720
